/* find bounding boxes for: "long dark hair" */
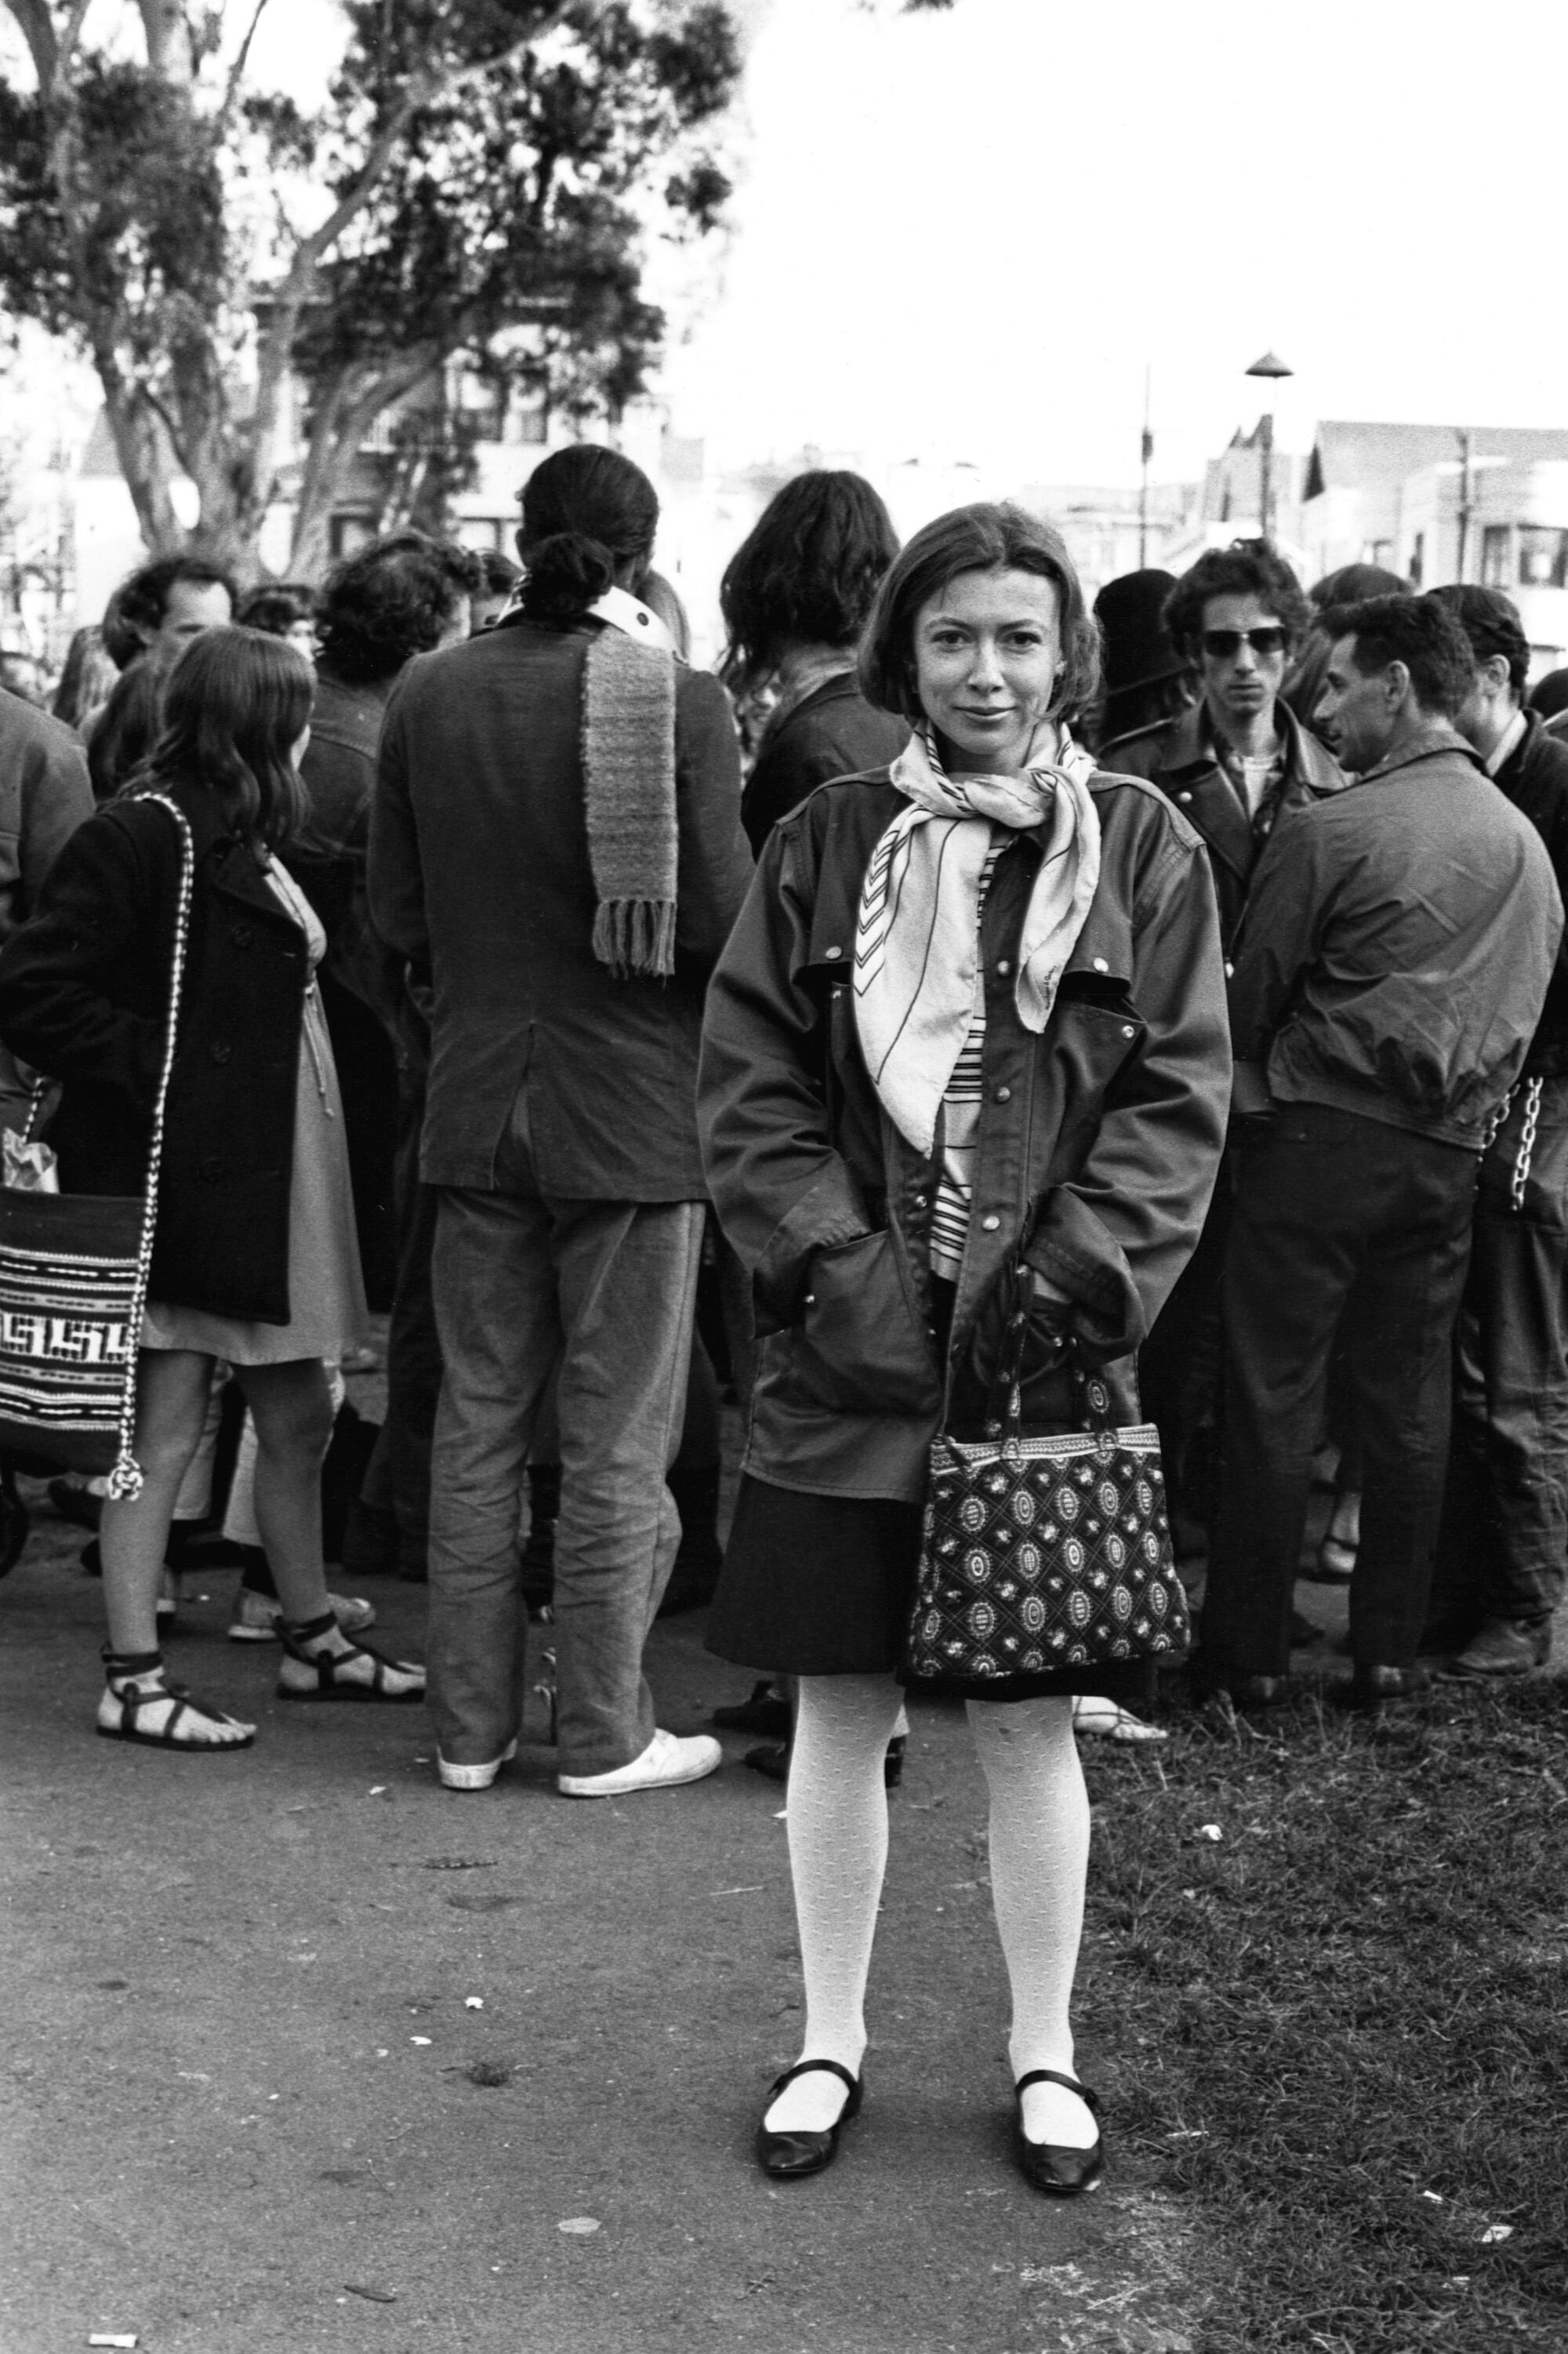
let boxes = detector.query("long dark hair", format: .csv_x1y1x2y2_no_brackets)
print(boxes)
517,445,660,629
88,638,182,804
140,626,314,848
721,470,898,683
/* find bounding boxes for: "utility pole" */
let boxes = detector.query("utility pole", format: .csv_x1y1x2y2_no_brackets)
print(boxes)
1138,366,1152,569
1245,351,1293,541
1456,427,1472,583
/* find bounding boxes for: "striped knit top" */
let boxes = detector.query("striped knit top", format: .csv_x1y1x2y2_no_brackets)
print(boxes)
930,831,1006,1279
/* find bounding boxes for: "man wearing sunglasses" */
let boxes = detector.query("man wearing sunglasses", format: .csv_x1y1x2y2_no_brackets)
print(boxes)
1104,541,1343,1561
1202,595,1560,1713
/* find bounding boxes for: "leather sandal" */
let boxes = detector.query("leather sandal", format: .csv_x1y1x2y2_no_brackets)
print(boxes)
276,1622,426,1703
1014,2068,1103,2196
96,1669,256,1751
756,2058,863,2179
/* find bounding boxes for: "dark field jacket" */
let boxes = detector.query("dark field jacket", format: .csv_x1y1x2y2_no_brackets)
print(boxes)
1229,725,1563,1149
292,666,396,1020
740,673,907,853
699,766,1232,1500
369,616,753,1199
0,781,310,1322
1493,710,1568,1079
1102,698,1345,956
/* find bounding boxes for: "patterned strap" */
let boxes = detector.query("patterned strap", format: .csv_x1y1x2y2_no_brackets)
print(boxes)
104,793,195,1501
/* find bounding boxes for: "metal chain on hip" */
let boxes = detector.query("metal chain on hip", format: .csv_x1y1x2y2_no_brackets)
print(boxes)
1509,1076,1543,1213
105,793,195,1501
1479,1076,1542,1215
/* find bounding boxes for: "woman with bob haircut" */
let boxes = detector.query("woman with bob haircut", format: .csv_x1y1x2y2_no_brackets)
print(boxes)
0,625,425,1749
699,502,1230,2191
720,469,906,851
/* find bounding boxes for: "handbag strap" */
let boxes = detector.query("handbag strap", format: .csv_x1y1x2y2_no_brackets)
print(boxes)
104,791,196,1502
991,1256,1116,1455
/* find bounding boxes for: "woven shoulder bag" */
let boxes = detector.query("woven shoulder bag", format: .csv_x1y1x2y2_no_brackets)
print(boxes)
905,1288,1190,1690
0,794,194,1497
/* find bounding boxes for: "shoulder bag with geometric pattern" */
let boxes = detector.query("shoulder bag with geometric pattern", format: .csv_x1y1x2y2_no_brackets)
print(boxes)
904,1286,1190,1691
0,794,193,1498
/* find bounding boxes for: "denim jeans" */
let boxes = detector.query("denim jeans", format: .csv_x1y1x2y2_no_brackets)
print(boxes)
426,1099,702,1775
1432,1076,1568,1631
1203,1103,1475,1676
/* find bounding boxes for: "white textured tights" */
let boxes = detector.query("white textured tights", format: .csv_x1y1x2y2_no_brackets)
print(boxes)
763,1672,1095,2147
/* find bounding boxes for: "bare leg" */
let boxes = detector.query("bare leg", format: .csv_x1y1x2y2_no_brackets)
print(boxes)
100,1350,219,1654
98,1348,254,1748
241,1357,424,1699
237,1358,336,1625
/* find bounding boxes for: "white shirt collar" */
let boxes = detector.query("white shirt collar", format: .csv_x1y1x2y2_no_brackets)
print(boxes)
586,585,676,655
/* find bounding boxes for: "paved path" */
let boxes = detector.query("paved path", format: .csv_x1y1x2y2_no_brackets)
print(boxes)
1,1486,1195,2354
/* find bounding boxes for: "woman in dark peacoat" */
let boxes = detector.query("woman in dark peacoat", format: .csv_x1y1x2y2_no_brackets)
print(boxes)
0,627,424,1751
2,773,308,1323
698,505,1229,2196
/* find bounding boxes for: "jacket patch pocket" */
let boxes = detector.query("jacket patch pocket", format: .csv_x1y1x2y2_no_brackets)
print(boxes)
787,1228,940,1417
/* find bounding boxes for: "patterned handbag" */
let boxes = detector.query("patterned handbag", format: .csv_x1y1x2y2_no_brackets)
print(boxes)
905,1295,1190,1689
0,794,194,1496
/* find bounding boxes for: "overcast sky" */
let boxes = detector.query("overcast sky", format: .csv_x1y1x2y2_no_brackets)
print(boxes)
658,0,1568,484
87,0,1568,489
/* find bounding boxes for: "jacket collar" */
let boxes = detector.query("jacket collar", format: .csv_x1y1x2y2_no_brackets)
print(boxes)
1356,720,1486,787
1153,696,1343,794
801,779,1138,994
1134,697,1343,879
147,779,296,917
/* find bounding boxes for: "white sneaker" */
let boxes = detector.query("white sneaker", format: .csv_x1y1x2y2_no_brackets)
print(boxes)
557,1727,721,1799
227,1588,377,1642
437,1738,518,1791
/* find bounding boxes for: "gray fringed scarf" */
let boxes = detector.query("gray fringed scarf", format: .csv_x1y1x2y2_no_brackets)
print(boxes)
581,598,679,979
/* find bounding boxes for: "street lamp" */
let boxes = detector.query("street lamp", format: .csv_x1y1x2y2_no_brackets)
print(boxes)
1245,351,1294,542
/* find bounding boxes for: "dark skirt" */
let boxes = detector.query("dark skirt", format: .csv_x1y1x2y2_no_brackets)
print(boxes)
706,1472,1162,1706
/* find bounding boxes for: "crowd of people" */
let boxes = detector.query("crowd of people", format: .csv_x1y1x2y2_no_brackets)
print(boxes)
2,447,1565,2196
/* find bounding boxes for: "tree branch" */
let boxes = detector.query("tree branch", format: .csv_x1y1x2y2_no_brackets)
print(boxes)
5,0,58,85
222,0,272,126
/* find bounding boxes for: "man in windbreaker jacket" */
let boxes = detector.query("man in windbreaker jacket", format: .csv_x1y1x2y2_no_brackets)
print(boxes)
1201,595,1563,1714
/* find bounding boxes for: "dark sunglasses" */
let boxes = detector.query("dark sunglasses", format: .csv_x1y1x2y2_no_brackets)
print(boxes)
1201,626,1288,659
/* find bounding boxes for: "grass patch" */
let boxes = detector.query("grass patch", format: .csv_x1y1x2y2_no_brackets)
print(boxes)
1077,1680,1568,2352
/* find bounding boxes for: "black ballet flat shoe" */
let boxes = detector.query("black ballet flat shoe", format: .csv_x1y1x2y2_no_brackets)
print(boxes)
1014,2068,1104,2197
756,2058,863,2179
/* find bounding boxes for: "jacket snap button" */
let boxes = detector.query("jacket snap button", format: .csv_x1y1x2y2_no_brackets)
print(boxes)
995,1085,1011,1102
1122,1025,1136,1039
803,1293,815,1306
1178,791,1192,803
1225,961,1235,978
1092,957,1109,972
981,1214,1000,1232
822,945,842,960
913,1193,927,1210
995,958,1011,977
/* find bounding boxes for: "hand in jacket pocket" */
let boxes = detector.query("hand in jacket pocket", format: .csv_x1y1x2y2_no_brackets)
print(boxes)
788,1228,941,1416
